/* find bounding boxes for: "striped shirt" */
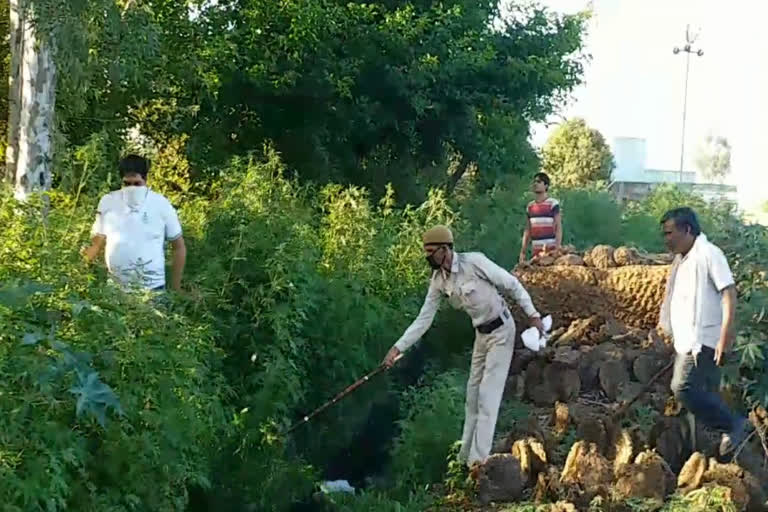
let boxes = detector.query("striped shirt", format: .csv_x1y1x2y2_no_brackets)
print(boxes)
527,197,560,255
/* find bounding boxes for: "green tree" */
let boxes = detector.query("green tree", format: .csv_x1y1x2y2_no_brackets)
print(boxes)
12,0,209,195
541,117,615,188
190,0,590,201
11,0,589,203
694,133,731,183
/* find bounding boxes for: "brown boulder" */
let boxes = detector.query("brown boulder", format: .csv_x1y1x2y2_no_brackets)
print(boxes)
613,246,643,266
491,432,515,455
650,417,691,473
533,465,562,503
476,453,526,505
547,502,578,512
613,450,669,502
552,402,570,438
616,381,645,405
601,316,629,338
598,359,630,400
511,437,548,485
553,347,582,368
560,441,613,506
534,255,557,266
678,451,708,492
557,367,582,403
703,459,762,512
678,455,762,511
584,245,617,269
742,469,768,512
525,360,581,406
554,254,585,266
612,428,638,475
578,342,628,390
573,413,619,458
555,315,604,346
560,443,611,483
633,353,668,384
613,246,673,267
509,347,537,375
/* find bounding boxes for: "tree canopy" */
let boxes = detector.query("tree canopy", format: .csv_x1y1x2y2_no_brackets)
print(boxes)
694,133,732,183
540,117,615,188
11,0,590,203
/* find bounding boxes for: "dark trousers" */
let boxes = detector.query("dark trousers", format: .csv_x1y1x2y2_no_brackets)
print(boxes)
670,346,738,433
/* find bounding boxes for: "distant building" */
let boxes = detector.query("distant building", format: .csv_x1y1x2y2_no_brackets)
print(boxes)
608,136,738,203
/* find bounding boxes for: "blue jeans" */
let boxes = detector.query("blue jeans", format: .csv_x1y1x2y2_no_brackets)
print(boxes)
670,346,739,433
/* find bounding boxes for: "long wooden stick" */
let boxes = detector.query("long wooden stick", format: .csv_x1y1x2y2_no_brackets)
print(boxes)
612,361,674,420
284,354,403,435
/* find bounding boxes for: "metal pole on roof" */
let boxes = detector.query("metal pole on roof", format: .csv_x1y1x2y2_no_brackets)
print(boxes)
673,24,704,184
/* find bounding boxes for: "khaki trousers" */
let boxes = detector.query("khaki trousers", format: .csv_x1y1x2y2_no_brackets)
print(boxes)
458,320,515,466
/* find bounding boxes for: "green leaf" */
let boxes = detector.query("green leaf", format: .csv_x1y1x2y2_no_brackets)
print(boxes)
69,371,124,428
0,281,51,310
21,331,45,346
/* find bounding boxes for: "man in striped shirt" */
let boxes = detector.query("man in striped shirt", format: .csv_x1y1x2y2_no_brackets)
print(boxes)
519,172,562,264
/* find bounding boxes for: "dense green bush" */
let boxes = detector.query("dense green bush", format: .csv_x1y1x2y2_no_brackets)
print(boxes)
387,368,468,497
333,488,434,512
172,149,472,508
0,193,229,511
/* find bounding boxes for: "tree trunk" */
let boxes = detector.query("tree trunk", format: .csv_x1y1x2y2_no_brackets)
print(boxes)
7,0,56,201
5,0,22,185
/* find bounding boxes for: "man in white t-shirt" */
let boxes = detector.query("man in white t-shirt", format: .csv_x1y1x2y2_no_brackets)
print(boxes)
658,207,748,456
82,155,187,292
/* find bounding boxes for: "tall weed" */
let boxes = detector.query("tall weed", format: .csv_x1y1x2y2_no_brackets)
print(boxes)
0,192,229,511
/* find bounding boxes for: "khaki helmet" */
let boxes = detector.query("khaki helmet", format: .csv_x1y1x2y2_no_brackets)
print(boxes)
422,225,453,246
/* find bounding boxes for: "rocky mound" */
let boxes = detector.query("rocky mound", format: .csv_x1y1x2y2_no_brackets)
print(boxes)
523,244,673,269
510,245,672,333
460,245,768,511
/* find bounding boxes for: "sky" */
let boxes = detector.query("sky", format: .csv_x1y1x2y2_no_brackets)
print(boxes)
522,0,768,212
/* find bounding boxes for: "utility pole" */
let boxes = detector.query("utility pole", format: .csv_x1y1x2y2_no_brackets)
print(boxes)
673,25,704,184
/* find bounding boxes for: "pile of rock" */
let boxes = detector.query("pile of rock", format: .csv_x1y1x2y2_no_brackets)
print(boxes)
510,258,671,335
506,326,674,419
523,244,673,269
476,402,768,510
465,245,768,511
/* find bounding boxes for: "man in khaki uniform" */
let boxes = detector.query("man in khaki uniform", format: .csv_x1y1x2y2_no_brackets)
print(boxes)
383,225,544,467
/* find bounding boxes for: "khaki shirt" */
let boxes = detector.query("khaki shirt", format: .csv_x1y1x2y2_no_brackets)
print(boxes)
394,251,540,352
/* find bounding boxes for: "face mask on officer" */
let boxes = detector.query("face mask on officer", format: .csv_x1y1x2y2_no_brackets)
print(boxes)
426,246,447,270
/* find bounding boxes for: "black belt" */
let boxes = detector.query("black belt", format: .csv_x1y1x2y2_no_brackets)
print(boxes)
477,309,510,334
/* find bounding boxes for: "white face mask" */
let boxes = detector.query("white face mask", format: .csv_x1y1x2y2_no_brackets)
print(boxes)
122,186,148,208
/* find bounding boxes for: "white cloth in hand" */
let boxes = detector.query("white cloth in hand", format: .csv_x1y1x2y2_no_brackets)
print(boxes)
521,315,552,352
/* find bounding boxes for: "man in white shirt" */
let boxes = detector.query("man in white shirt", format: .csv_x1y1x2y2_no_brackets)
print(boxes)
658,207,748,456
382,225,545,467
82,155,187,292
